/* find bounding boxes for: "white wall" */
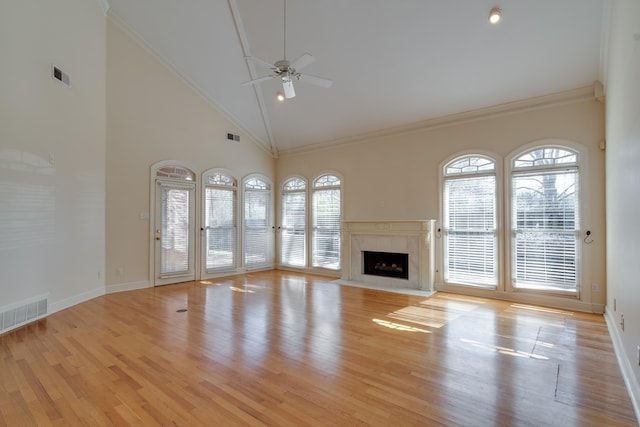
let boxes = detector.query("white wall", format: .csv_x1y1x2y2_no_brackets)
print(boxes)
277,99,606,312
604,0,640,413
106,19,275,289
0,0,106,314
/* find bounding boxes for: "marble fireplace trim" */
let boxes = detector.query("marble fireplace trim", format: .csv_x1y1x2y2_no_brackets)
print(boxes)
341,220,436,291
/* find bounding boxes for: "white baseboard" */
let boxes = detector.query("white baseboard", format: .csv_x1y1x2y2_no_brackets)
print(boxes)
604,309,640,422
49,286,105,315
106,280,151,294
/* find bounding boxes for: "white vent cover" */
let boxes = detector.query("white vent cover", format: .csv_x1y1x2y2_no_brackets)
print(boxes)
52,65,71,87
0,296,48,335
226,132,240,142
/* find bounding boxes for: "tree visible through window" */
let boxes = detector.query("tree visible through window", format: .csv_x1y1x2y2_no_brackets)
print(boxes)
511,147,579,293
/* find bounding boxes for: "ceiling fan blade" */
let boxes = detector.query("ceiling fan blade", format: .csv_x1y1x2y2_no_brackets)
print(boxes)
298,73,333,88
244,56,276,70
289,53,315,71
241,75,275,86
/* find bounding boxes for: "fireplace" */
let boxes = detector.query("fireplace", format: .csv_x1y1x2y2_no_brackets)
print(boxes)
341,220,436,292
363,251,409,280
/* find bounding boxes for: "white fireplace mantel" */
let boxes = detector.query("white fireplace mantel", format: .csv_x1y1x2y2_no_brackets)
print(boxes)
341,220,436,292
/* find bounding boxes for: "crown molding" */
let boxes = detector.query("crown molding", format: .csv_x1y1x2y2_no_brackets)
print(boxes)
278,86,596,158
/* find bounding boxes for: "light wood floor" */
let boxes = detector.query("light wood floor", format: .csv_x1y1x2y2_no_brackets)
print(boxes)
0,271,636,426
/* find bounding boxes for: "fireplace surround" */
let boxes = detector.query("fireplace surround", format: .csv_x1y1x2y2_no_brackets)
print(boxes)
341,220,436,292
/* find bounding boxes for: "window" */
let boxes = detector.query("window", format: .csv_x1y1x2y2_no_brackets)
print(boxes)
312,174,341,270
156,166,195,181
510,147,579,294
203,171,236,272
442,155,497,287
243,176,272,268
281,177,306,267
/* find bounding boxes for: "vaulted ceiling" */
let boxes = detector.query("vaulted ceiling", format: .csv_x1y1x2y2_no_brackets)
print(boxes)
106,0,606,157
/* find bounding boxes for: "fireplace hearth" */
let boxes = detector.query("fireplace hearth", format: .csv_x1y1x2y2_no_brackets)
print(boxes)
363,251,409,280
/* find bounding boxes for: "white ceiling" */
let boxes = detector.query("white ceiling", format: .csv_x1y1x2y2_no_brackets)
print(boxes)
106,0,605,156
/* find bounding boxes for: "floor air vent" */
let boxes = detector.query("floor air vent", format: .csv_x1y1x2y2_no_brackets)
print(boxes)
0,296,48,334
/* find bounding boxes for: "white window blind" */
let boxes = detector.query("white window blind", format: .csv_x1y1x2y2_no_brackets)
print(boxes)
443,173,497,287
204,175,236,271
312,175,341,270
512,165,579,293
281,178,306,267
160,185,192,276
244,178,271,267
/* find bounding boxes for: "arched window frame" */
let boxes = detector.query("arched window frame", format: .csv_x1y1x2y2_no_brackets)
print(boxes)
311,172,343,271
505,141,588,297
440,153,501,289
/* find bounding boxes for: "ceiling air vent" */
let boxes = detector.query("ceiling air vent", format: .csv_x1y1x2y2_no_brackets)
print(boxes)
52,65,71,87
226,132,240,142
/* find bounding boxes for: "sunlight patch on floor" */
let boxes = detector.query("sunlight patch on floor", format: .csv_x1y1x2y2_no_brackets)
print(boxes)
417,294,485,313
461,338,550,360
387,306,459,329
372,318,431,333
230,287,255,293
508,304,575,316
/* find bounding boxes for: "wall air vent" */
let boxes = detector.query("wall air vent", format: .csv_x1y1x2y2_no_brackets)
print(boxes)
52,65,71,87
226,132,240,142
0,296,48,334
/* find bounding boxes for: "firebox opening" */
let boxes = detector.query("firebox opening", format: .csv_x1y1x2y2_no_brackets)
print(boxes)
363,251,409,280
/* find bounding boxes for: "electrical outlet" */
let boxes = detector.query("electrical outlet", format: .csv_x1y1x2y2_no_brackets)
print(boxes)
591,282,599,292
620,314,625,331
116,267,124,277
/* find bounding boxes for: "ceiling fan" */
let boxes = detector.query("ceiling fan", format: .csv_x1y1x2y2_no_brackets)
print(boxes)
241,0,332,99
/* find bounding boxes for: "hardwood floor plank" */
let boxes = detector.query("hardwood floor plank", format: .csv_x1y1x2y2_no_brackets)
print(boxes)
0,271,636,426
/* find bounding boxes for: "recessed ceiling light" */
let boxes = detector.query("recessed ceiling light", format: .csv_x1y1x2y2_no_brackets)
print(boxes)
489,7,502,24
276,92,285,102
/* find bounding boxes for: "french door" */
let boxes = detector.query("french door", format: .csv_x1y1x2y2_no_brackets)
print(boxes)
154,180,196,285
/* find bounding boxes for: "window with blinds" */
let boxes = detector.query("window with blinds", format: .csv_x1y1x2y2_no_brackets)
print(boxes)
312,174,341,270
204,172,236,272
443,156,497,287
244,177,271,267
511,148,579,293
281,178,306,267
